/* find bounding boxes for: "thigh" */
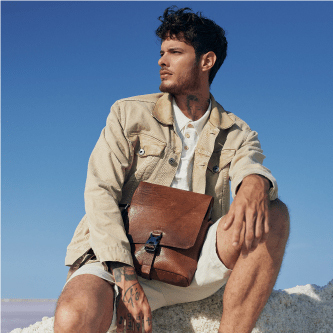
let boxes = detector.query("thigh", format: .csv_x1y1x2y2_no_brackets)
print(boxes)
55,274,114,333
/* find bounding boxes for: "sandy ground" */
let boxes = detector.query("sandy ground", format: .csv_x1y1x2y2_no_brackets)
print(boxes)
3,279,333,332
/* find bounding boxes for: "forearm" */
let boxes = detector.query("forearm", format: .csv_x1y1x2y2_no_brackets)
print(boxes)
237,174,271,195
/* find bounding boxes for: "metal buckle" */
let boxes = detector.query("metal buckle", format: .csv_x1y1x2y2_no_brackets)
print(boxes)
145,232,162,253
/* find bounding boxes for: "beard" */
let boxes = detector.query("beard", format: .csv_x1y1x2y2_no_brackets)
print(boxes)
159,63,201,95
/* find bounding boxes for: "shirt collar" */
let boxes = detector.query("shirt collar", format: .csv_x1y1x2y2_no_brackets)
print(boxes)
152,93,235,130
172,98,211,135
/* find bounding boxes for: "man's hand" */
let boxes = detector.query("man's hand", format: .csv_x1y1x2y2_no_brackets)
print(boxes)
224,174,271,253
109,262,152,333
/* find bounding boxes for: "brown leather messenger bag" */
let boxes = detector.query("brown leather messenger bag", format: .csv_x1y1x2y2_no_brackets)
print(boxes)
121,182,214,287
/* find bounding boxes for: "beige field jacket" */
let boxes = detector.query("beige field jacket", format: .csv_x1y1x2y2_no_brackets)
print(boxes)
65,93,278,269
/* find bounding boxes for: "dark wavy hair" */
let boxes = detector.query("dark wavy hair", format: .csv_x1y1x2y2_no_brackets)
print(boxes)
155,7,228,85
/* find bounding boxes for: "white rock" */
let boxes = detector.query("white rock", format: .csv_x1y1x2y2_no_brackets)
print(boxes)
9,280,333,333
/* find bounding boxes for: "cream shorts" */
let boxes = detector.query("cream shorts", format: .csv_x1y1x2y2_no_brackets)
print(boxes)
65,218,231,329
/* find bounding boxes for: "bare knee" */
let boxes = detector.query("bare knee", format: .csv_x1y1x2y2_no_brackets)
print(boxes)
54,275,114,333
269,199,290,242
54,299,84,333
54,293,111,333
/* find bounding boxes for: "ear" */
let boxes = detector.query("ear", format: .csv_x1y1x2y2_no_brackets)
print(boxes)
200,51,217,72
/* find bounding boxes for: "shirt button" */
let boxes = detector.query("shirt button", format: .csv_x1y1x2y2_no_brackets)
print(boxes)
185,133,190,138
213,165,219,173
169,158,176,165
187,124,194,128
139,148,145,156
184,145,189,150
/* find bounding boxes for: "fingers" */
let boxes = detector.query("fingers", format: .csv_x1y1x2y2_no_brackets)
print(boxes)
117,315,125,332
260,209,270,243
231,210,245,247
117,312,142,333
116,299,126,333
223,176,271,254
244,208,256,250
143,303,152,333
228,205,268,253
117,282,152,333
134,297,152,333
223,211,234,231
126,313,134,332
250,212,264,251
122,307,151,333
134,315,142,333
255,211,264,241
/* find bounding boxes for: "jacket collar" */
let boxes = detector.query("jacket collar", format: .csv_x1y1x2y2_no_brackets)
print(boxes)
209,94,236,130
152,93,235,130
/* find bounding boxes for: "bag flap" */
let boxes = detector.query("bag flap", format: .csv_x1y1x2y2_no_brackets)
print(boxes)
127,182,213,250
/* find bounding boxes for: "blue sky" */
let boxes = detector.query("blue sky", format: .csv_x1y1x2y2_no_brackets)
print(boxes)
2,1,333,299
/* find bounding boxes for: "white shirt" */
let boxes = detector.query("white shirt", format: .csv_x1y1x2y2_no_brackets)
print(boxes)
170,98,211,191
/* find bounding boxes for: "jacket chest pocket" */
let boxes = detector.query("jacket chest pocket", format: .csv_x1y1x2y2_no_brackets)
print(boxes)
122,134,167,203
208,149,236,174
133,135,166,181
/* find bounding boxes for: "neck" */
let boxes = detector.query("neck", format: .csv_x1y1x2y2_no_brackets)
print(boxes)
174,91,210,121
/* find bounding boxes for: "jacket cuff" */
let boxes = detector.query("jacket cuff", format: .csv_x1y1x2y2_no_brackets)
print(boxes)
93,245,134,268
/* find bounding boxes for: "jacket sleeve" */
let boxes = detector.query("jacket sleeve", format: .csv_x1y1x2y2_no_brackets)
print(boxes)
229,129,278,201
84,101,134,267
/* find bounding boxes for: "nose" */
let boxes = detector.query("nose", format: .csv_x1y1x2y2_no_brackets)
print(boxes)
158,53,168,67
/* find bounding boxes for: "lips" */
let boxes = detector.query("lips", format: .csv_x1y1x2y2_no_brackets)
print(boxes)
160,70,173,79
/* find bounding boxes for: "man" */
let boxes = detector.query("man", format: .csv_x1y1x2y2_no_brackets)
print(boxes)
54,7,289,333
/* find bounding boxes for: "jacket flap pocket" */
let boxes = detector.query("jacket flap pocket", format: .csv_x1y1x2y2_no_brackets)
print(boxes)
208,149,236,173
136,135,166,157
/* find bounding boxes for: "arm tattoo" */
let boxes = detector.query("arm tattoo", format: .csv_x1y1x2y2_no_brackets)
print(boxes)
108,262,137,283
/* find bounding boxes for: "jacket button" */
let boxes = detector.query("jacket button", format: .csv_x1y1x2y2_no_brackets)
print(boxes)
169,158,176,165
213,165,219,173
139,148,145,156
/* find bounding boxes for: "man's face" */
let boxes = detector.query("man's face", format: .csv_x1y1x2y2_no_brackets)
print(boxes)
158,37,201,95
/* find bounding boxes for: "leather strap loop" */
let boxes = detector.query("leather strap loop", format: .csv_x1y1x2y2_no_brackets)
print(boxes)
141,253,155,280
141,231,162,279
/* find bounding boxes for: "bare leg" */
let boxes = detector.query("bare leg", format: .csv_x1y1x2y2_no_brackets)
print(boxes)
54,274,114,333
216,199,290,333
